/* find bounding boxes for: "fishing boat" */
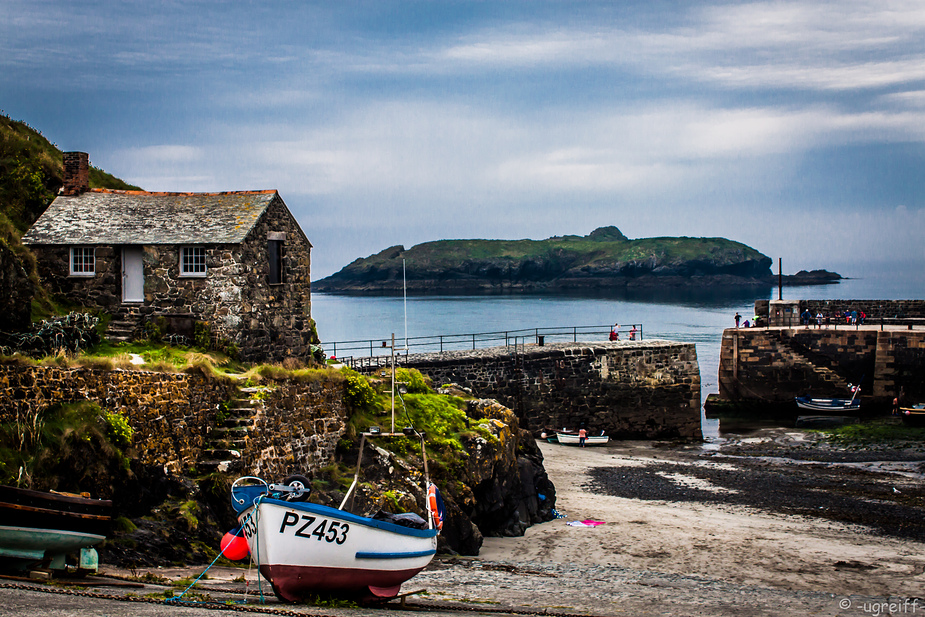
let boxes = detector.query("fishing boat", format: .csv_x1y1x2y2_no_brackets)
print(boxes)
231,428,443,602
0,484,111,572
555,431,609,446
795,384,861,412
899,404,925,426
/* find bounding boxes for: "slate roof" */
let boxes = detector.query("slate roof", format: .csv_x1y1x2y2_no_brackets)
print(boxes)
22,189,281,245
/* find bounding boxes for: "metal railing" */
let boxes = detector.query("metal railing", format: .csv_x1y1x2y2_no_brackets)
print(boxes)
766,315,924,331
325,324,643,367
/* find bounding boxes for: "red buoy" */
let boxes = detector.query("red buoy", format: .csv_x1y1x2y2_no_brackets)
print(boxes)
220,527,249,561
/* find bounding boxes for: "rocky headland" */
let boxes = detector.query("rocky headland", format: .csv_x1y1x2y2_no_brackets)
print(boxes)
313,227,840,293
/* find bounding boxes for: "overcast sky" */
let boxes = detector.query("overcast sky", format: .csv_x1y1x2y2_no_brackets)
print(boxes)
3,0,924,280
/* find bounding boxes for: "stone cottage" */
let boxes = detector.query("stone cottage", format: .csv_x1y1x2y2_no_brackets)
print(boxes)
21,152,314,362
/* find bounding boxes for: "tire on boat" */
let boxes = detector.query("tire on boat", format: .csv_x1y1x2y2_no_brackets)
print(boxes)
281,474,311,502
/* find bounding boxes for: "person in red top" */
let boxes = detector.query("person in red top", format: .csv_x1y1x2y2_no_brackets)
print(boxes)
578,427,587,447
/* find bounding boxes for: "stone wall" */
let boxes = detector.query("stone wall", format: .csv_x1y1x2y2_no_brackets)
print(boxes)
28,195,313,362
233,196,314,361
0,364,347,476
246,380,347,478
801,300,925,319
718,328,925,405
380,341,701,440
0,364,235,471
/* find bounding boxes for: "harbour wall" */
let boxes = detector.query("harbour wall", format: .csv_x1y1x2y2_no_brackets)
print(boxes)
0,364,346,476
369,341,702,440
799,300,925,319
717,327,925,406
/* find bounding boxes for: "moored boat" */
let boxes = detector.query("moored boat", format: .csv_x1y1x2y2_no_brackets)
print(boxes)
231,430,443,602
0,484,111,572
899,404,925,426
795,384,861,412
555,431,609,446
794,397,861,412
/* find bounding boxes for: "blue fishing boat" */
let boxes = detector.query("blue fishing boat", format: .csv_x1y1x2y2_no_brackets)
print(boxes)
795,385,861,412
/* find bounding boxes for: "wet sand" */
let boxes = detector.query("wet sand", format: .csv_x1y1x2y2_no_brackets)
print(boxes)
475,434,925,600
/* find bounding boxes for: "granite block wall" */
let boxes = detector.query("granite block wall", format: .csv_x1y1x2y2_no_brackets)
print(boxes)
245,380,347,478
718,328,925,404
385,341,701,440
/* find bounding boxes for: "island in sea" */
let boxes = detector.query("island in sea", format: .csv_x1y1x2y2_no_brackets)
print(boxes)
312,226,841,293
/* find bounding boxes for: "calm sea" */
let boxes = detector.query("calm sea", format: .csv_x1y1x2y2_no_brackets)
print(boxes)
311,266,922,440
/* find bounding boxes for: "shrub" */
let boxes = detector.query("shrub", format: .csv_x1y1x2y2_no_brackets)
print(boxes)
193,321,211,349
342,369,376,410
104,412,134,448
396,368,431,393
2,312,100,357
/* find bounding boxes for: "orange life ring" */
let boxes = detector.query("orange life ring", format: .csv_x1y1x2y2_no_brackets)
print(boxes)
427,483,444,532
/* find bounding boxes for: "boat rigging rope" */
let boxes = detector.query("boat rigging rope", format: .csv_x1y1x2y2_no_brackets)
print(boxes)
170,495,267,605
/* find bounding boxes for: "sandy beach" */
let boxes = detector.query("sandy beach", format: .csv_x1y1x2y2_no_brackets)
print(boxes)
479,437,925,596
414,432,925,615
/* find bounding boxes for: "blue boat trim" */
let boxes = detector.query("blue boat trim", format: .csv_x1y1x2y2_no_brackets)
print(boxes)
231,488,438,539
355,549,437,560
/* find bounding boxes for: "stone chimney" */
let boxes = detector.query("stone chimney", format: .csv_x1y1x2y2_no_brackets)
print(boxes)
61,151,90,195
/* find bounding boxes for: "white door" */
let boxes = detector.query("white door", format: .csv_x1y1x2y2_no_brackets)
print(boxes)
122,247,144,302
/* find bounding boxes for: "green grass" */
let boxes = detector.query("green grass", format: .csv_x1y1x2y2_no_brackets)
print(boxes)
818,419,925,445
0,400,126,487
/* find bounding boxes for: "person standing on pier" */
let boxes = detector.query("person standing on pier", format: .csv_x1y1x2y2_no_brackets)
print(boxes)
735,312,741,328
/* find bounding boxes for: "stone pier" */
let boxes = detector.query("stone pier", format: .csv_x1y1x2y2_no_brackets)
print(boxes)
366,340,702,440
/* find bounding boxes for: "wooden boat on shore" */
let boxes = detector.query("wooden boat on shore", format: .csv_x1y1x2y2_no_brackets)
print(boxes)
231,430,442,602
556,431,610,446
899,404,925,426
0,484,111,572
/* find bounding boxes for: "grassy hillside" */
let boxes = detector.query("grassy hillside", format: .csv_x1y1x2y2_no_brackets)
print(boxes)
0,114,141,327
0,113,140,234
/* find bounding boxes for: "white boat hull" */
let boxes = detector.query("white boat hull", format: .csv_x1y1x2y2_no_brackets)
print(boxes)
556,432,609,446
238,498,437,601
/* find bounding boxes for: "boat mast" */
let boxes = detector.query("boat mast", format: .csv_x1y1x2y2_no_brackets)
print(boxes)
391,332,396,434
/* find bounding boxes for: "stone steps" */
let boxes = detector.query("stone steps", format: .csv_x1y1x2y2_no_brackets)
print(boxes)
106,320,137,342
771,331,850,390
197,385,272,476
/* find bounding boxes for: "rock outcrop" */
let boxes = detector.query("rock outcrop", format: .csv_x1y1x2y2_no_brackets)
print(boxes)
0,239,35,332
331,398,556,556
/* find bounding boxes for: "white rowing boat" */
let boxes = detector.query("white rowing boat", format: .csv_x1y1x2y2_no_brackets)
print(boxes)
555,432,609,446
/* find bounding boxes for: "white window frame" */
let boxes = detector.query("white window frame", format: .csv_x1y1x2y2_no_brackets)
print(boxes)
180,246,207,277
70,247,96,276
